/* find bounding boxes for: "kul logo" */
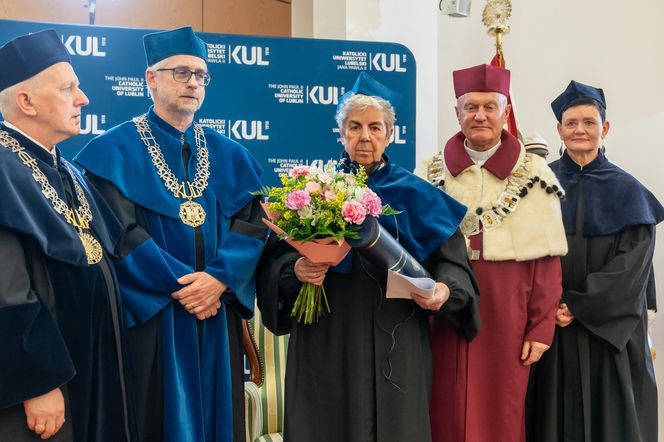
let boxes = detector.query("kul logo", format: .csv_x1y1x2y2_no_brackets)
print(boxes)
389,125,407,145
370,53,406,72
306,86,345,105
61,35,106,57
229,46,269,66
229,120,269,141
80,114,106,135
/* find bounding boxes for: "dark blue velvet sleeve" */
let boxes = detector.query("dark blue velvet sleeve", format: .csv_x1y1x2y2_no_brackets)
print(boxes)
205,196,267,320
0,228,75,408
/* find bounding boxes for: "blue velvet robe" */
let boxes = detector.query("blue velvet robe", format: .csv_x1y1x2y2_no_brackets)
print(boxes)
75,108,266,442
0,124,130,441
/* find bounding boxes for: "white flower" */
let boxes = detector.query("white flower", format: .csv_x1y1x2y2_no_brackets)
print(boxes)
318,172,332,184
323,159,338,175
333,181,347,194
297,205,313,219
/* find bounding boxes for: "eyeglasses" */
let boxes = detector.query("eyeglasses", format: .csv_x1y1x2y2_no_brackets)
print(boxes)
156,67,211,86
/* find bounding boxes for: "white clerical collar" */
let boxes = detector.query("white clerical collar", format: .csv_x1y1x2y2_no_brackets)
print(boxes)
464,139,501,166
2,120,56,157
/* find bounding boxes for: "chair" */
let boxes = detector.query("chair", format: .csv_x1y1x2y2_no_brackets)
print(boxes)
243,304,289,442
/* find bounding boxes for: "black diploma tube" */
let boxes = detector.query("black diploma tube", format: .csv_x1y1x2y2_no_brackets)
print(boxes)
347,216,431,279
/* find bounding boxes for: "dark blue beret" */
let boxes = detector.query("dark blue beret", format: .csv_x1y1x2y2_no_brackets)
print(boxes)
0,29,71,92
143,26,208,67
337,72,403,116
551,80,606,122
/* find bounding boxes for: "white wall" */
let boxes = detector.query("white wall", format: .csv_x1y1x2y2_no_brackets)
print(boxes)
294,1,664,435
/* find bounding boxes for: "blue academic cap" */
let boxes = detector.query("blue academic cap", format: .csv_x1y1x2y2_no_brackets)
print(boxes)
0,29,71,92
337,72,403,115
551,80,606,122
143,26,208,67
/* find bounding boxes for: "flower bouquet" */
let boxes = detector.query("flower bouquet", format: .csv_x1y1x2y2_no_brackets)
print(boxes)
256,160,398,324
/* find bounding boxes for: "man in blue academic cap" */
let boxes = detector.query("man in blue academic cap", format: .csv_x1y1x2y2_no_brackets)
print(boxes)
0,30,132,441
75,26,267,442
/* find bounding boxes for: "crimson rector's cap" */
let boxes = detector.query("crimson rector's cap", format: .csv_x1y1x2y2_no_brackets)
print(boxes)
143,26,208,67
337,72,403,115
453,64,510,98
0,29,71,92
551,80,606,122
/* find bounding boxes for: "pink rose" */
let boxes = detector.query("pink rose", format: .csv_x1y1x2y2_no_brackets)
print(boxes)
305,181,322,194
289,165,310,177
285,190,311,210
362,190,383,217
341,200,367,225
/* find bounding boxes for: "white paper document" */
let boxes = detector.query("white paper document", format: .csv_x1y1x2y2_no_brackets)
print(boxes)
386,270,436,299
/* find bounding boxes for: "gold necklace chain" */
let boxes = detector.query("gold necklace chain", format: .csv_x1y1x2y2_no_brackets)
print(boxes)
133,114,210,200
0,130,103,264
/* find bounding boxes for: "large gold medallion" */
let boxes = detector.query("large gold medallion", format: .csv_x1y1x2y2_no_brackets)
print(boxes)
179,201,206,228
79,231,103,265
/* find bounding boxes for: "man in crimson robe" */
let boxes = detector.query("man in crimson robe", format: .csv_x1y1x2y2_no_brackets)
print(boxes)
423,64,568,442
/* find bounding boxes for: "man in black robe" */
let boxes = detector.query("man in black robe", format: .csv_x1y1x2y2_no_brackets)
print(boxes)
256,73,480,442
0,30,132,441
526,80,663,442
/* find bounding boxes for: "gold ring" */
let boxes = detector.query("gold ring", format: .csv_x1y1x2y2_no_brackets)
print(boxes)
35,424,45,430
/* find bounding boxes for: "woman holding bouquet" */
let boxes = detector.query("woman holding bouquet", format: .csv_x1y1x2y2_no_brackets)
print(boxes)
256,73,480,442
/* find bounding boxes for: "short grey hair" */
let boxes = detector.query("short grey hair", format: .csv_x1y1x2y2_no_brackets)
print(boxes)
145,59,171,103
335,93,396,135
0,83,21,116
146,58,170,73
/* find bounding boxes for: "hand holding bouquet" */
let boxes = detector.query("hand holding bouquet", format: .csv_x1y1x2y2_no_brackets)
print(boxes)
256,160,397,324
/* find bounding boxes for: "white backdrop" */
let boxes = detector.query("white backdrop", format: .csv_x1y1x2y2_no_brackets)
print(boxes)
293,0,664,437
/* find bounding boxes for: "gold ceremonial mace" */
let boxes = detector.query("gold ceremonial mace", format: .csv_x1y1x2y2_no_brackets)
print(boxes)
482,0,512,64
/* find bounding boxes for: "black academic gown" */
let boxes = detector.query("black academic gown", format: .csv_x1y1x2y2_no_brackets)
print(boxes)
0,127,131,442
256,159,479,442
526,152,661,442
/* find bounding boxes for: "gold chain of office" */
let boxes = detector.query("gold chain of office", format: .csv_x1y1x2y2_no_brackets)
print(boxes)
133,114,210,227
0,130,103,265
